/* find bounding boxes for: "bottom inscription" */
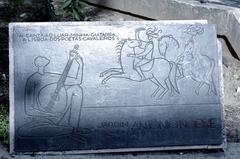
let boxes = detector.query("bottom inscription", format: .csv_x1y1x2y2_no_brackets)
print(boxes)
97,118,218,130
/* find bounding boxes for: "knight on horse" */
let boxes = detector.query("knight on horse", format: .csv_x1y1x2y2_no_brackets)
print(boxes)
128,27,162,81
100,27,180,99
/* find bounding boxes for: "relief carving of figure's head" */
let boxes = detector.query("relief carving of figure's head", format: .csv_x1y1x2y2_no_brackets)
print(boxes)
34,56,50,74
183,25,204,37
146,27,162,40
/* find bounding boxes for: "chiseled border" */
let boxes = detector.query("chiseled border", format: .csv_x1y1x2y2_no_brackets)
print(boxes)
9,23,15,154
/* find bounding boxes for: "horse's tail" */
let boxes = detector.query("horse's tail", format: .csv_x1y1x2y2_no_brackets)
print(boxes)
169,62,180,94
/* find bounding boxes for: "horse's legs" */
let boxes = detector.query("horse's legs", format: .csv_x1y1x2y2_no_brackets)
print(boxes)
165,77,175,96
176,64,184,79
206,82,212,95
100,68,123,77
150,78,162,98
211,80,217,95
157,79,170,99
101,73,131,84
150,76,169,99
205,78,217,95
195,81,205,95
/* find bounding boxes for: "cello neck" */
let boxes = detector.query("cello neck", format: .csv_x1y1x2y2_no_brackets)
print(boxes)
55,46,79,93
55,58,74,92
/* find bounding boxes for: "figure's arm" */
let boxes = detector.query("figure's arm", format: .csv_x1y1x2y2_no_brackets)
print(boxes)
65,54,84,85
135,43,153,57
24,76,36,115
176,53,184,63
74,55,83,83
128,43,153,59
24,75,58,117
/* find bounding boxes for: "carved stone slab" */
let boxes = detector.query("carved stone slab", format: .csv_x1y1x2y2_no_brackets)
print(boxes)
9,21,225,154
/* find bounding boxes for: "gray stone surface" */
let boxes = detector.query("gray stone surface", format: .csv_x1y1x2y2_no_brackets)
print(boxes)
86,0,240,59
9,21,224,154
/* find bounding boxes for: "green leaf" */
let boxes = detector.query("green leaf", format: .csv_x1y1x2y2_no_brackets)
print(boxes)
73,9,80,21
77,6,84,14
13,0,23,6
62,0,72,9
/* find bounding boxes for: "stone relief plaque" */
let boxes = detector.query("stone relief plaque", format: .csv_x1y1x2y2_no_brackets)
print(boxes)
9,21,225,153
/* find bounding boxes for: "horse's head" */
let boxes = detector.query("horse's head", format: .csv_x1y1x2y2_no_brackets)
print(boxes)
158,35,180,56
177,48,195,64
125,39,141,48
177,51,195,64
181,39,195,62
158,40,168,55
184,52,194,62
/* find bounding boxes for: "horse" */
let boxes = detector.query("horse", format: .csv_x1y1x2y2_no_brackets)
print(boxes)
177,50,217,95
100,37,180,99
158,35,181,95
158,35,180,61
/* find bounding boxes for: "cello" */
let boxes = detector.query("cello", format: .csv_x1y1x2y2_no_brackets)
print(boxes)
37,44,80,114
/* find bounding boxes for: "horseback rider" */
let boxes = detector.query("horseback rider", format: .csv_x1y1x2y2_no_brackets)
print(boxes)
177,25,204,79
177,39,195,79
129,27,162,81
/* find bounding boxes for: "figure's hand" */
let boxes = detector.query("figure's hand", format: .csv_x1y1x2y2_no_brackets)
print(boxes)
69,50,78,60
74,54,83,64
177,55,183,63
137,54,146,59
69,45,80,60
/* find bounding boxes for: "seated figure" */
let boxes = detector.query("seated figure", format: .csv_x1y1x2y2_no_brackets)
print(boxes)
17,47,89,141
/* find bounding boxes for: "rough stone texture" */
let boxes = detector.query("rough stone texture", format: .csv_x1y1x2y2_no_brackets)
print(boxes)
1,143,240,159
86,0,240,59
197,0,240,8
221,38,240,142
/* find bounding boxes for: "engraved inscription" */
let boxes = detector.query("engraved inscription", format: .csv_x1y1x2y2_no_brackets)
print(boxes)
16,32,118,42
97,118,218,130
